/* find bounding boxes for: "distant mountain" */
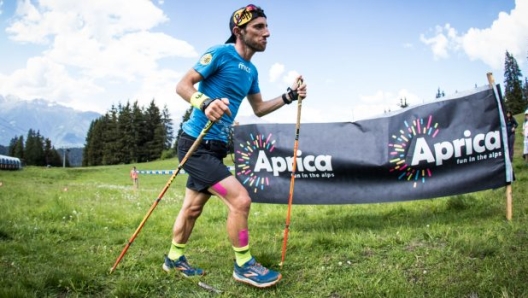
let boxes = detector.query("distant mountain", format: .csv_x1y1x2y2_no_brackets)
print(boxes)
0,95,101,148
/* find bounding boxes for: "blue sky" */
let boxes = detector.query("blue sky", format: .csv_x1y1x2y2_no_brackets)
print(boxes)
0,0,527,125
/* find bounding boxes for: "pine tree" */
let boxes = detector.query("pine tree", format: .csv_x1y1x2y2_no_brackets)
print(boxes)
24,130,42,166
44,138,54,166
132,101,148,162
144,100,164,162
162,105,174,150
435,88,445,99
24,130,36,165
15,136,24,159
503,51,524,114
102,107,120,165
83,120,95,166
117,101,135,164
8,137,16,156
53,147,64,167
83,99,174,166
42,139,63,167
83,118,106,166
399,97,409,108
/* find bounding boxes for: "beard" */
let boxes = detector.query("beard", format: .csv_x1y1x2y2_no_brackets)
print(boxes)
242,33,267,52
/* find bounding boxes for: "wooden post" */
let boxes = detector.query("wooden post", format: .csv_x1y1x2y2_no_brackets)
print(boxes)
487,72,513,221
505,184,513,221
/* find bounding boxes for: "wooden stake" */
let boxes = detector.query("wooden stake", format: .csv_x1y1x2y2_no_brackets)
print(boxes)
487,72,513,221
506,184,513,221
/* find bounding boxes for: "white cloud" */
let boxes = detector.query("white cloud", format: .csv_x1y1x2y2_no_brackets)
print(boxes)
48,31,196,80
0,0,199,115
282,70,300,86
462,0,528,69
360,90,394,104
6,0,169,43
269,63,284,83
0,0,4,15
354,89,423,121
131,68,189,116
420,24,461,59
421,0,528,70
0,56,102,104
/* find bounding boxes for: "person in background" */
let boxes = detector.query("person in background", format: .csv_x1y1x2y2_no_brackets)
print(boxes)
505,110,518,161
162,4,307,288
130,166,139,189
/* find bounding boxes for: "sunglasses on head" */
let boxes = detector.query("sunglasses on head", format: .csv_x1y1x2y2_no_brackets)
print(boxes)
234,4,265,26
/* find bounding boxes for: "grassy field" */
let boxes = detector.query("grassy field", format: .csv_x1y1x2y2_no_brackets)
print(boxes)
1,126,528,297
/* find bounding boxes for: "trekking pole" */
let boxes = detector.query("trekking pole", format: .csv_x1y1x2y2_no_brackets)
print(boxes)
110,120,214,273
280,79,303,268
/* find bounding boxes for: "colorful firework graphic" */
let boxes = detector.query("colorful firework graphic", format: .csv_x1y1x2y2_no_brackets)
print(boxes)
389,115,440,188
236,133,276,193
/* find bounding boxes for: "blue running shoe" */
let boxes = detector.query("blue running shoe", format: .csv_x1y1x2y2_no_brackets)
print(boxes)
233,257,282,288
162,255,205,277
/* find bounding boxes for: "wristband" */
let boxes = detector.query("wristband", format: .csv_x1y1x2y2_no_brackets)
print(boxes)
200,98,216,113
287,87,299,102
190,92,209,109
282,93,291,104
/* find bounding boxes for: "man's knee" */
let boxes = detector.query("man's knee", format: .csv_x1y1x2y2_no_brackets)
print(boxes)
232,194,251,213
184,204,205,219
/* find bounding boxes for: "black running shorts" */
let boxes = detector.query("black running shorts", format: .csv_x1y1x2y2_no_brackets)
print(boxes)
177,132,231,193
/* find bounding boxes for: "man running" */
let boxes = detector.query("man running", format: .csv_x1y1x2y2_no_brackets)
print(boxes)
163,4,307,288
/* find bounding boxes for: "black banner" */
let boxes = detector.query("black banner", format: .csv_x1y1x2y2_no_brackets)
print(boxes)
234,87,510,204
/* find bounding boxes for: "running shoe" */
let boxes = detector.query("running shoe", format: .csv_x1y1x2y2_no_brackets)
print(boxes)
162,255,205,277
232,257,282,288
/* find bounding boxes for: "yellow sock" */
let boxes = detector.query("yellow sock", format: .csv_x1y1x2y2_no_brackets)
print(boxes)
168,241,186,260
233,245,252,266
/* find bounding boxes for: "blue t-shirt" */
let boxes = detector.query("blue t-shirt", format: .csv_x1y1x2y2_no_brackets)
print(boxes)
182,44,260,142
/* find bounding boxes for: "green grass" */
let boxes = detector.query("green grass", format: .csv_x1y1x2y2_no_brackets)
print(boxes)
1,128,528,297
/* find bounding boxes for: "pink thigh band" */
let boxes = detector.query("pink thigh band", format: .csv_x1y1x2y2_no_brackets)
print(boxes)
211,182,228,197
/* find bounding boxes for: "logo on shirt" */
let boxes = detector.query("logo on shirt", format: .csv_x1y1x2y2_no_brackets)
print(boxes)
200,53,212,65
238,62,251,73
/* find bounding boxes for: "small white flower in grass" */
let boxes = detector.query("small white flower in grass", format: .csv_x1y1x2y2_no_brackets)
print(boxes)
338,262,342,266
423,270,427,274
426,224,430,228
347,260,351,265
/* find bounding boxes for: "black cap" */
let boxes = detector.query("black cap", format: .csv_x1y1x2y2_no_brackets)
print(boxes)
226,4,266,44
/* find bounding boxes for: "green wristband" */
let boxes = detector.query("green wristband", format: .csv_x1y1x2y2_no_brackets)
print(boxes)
190,92,209,109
